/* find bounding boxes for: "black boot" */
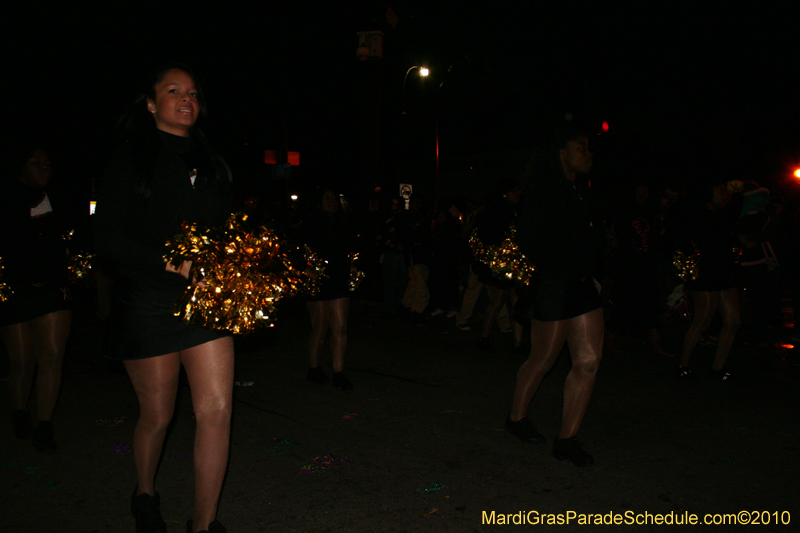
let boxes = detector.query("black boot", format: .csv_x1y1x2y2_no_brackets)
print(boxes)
552,436,594,466
187,519,227,533
307,366,329,385
32,421,57,453
505,414,545,444
131,488,167,533
332,372,354,391
12,410,33,440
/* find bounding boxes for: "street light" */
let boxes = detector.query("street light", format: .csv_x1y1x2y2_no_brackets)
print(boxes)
402,65,429,93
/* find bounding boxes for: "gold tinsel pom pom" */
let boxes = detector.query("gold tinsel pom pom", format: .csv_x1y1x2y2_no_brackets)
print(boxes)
67,251,96,284
0,257,12,303
64,229,95,285
163,213,325,335
348,253,365,292
468,225,536,286
672,246,700,282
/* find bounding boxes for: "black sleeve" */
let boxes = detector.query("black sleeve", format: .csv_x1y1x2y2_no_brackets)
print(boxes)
93,146,168,275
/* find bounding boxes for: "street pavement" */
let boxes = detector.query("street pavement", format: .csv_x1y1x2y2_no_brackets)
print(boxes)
2,297,799,532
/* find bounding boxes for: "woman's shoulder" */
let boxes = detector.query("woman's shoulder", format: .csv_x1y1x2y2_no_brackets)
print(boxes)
99,142,139,190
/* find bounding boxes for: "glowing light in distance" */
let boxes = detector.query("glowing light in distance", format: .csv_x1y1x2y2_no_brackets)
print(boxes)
794,168,800,179
419,68,430,77
290,195,298,201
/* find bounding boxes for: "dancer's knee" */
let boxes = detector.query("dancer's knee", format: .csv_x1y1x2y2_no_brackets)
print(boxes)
36,348,64,372
572,354,601,378
138,405,175,434
724,314,741,331
194,397,232,429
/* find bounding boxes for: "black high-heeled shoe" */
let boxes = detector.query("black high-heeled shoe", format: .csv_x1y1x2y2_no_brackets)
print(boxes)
131,487,167,533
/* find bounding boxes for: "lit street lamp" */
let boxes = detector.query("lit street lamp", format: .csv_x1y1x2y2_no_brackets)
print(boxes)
402,65,429,96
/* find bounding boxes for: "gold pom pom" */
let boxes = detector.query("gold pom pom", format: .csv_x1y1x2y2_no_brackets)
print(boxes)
67,251,96,284
164,213,325,334
672,245,700,282
468,225,536,286
348,252,365,292
0,257,12,303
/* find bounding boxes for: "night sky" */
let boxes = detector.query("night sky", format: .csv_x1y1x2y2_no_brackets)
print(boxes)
6,2,800,205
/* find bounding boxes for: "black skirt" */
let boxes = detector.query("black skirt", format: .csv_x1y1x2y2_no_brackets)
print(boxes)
105,280,224,360
0,282,71,327
516,277,602,322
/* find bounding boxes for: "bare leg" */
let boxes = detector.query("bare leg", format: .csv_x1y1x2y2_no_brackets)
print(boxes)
509,319,570,421
306,301,330,368
1,322,36,411
181,337,234,532
124,353,181,496
713,288,740,371
680,291,719,368
327,297,350,373
561,308,604,438
29,310,71,421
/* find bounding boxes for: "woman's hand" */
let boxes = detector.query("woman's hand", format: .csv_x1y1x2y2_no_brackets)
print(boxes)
166,260,206,287
304,267,320,280
166,260,192,279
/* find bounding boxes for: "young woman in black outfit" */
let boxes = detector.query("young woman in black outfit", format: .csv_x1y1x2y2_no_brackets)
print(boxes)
95,66,233,533
0,147,72,453
505,127,604,466
675,180,740,380
295,188,357,390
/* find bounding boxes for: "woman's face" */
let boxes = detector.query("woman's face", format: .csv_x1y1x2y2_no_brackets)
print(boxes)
560,135,593,180
321,190,339,214
146,69,200,137
20,150,51,189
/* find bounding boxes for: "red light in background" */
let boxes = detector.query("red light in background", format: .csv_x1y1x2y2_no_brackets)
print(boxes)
602,121,609,132
794,168,800,179
264,150,300,166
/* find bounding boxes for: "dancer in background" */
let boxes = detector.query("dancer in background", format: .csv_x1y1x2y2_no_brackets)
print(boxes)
674,179,740,380
506,126,605,466
95,65,233,533
295,187,357,390
1,146,73,453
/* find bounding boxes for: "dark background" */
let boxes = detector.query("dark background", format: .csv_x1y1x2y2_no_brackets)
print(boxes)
5,1,800,208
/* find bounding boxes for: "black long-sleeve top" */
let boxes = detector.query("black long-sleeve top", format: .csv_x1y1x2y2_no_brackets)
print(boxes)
517,177,604,282
0,180,70,289
94,131,233,292
292,211,356,301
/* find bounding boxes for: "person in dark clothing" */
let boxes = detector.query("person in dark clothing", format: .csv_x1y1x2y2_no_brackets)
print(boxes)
94,65,233,533
427,202,463,318
0,147,72,453
675,180,740,380
401,195,432,323
505,126,604,467
381,197,409,315
294,188,357,390
606,183,674,356
475,180,525,352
